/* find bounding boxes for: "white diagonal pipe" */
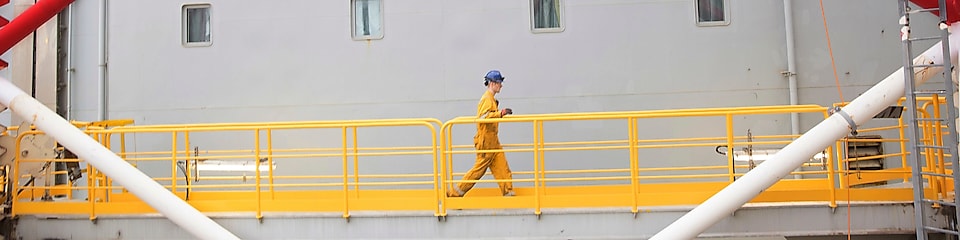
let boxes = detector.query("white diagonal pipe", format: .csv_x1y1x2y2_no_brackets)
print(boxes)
0,78,239,240
651,24,960,240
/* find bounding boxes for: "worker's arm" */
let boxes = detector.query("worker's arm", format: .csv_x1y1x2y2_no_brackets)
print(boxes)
477,97,503,119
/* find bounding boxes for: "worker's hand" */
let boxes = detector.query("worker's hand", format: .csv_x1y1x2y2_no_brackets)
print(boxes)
502,108,513,115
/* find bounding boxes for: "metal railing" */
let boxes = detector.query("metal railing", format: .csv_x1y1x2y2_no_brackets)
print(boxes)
7,102,952,218
441,105,836,216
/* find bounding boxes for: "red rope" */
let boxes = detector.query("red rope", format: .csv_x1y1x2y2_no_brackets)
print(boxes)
820,0,845,104
818,1,850,239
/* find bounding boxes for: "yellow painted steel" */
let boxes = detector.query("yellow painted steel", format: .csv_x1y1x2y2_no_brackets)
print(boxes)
930,96,949,204
826,110,838,207
342,126,349,219
629,117,639,214
725,114,735,182
8,104,957,220
352,127,359,196
184,131,193,200
170,131,177,195
533,120,542,215
254,129,262,219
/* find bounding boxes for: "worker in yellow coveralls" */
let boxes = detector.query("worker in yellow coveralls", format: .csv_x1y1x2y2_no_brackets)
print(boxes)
447,70,515,197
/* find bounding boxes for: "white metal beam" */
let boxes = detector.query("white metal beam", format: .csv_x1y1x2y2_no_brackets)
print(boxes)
0,78,239,240
651,24,960,240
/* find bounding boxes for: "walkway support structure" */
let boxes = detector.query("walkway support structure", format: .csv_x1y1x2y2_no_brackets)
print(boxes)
650,25,960,240
0,78,240,240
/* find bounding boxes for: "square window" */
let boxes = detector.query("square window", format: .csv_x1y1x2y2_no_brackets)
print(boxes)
696,0,730,26
531,0,564,33
352,0,384,40
183,4,211,47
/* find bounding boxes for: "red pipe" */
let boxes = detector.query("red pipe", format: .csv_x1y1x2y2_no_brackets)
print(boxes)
0,0,9,69
0,0,74,55
910,0,960,24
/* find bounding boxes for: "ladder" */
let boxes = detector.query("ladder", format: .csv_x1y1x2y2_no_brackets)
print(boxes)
899,0,960,239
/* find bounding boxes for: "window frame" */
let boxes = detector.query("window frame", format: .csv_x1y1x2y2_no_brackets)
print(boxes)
350,0,385,40
530,0,565,33
182,3,212,47
695,0,731,27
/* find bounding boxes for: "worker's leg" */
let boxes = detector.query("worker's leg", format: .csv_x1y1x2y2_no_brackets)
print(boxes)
489,151,514,196
448,152,494,197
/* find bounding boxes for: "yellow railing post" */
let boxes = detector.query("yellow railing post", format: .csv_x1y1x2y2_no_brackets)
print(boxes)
824,110,837,208
11,135,20,218
120,132,127,164
341,126,350,219
931,96,947,200
725,114,735,182
628,117,639,215
353,127,359,196
170,132,177,194
267,129,275,199
87,160,95,220
102,132,114,199
183,131,191,199
254,129,263,220
431,123,441,217
919,104,938,201
898,100,910,182
533,119,542,216
538,120,546,201
438,123,448,217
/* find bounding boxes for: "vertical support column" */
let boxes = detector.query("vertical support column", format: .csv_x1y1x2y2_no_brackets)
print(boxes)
898,1,928,238
934,1,960,228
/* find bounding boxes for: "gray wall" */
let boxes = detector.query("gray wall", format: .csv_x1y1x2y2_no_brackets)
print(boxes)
59,0,939,183
66,0,938,125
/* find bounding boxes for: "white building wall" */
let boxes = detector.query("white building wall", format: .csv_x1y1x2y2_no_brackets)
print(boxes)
58,0,937,178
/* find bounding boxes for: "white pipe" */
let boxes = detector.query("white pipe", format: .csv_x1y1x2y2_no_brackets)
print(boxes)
784,0,798,134
0,78,239,240
97,0,106,121
650,25,959,240
783,0,802,179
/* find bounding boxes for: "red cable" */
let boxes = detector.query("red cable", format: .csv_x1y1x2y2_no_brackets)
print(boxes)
818,1,850,239
820,0,845,104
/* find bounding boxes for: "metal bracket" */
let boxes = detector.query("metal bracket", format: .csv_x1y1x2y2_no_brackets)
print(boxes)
830,107,858,136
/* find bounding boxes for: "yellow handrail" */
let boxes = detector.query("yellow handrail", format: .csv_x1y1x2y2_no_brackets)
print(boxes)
7,101,953,219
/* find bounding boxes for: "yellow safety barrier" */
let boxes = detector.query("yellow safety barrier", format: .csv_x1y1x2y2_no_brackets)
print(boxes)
11,118,443,219
6,101,955,219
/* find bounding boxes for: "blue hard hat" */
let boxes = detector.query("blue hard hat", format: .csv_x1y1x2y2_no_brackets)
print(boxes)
484,70,505,84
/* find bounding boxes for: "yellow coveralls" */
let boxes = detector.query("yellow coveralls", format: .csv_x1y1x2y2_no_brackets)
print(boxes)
448,90,514,197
